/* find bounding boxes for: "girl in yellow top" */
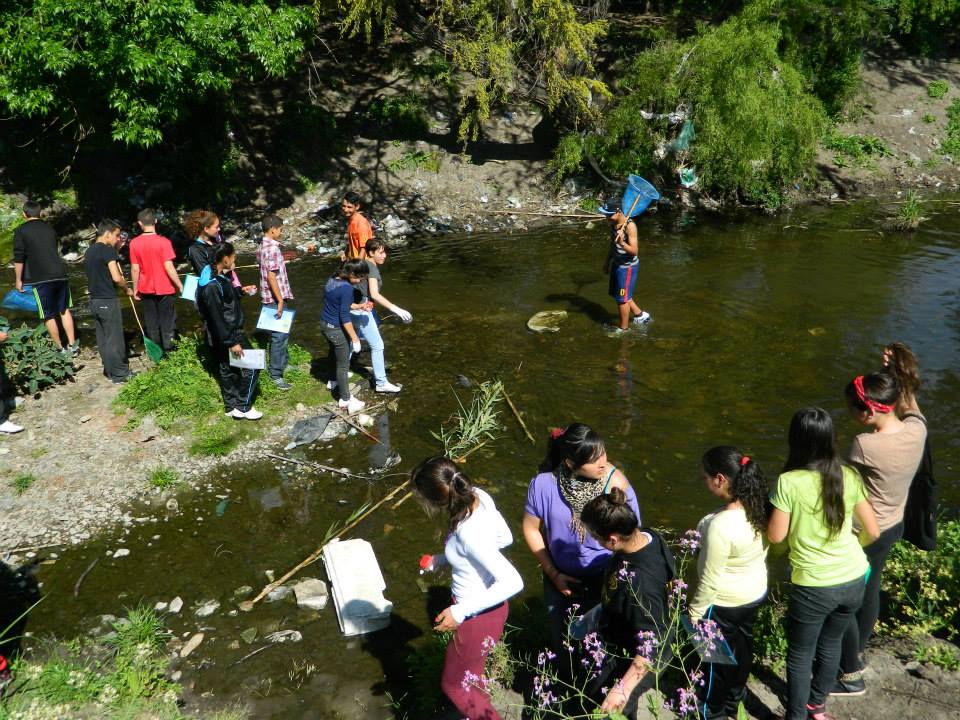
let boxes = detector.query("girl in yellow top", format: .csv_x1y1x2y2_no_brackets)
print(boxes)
768,407,879,720
690,446,770,720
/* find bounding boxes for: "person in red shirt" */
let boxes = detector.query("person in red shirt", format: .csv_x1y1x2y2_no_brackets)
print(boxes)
341,191,372,261
130,208,183,354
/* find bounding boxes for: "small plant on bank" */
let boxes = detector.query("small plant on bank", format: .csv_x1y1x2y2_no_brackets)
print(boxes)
942,98,960,157
927,80,949,99
11,473,36,495
922,113,936,124
882,518,960,639
149,467,180,490
0,323,76,395
913,642,960,671
891,190,925,231
824,131,893,167
752,591,789,673
367,93,429,136
388,150,442,174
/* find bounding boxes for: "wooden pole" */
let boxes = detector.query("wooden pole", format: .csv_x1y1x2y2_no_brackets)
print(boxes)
484,210,601,219
266,453,369,479
239,479,410,612
503,388,536,445
331,407,383,444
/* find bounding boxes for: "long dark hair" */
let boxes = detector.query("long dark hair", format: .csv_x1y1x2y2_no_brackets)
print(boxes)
844,370,900,414
335,258,369,280
783,407,846,538
702,446,771,536
884,342,920,399
538,423,605,474
411,456,477,533
213,242,235,266
581,487,638,539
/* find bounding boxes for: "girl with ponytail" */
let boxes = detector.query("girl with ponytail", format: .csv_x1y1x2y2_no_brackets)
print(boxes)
413,457,523,720
578,488,676,716
690,447,770,720
522,423,642,658
768,408,879,720
833,368,926,695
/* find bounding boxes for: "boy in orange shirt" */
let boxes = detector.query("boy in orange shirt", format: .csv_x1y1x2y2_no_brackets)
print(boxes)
341,191,372,261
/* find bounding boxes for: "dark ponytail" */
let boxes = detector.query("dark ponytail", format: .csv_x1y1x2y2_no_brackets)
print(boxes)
883,342,920,400
538,423,605,474
213,242,235,266
580,487,639,539
411,456,477,533
701,446,771,537
783,407,846,538
336,258,370,280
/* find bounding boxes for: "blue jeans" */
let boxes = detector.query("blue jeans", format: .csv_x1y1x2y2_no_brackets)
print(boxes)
267,329,289,381
786,575,866,719
350,310,386,385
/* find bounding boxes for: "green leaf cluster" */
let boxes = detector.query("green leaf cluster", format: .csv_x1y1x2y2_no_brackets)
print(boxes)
0,322,76,395
0,0,311,147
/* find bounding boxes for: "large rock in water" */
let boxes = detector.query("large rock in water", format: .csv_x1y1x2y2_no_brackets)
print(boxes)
527,310,568,333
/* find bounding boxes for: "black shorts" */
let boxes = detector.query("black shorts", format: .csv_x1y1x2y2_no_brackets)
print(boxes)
32,280,73,320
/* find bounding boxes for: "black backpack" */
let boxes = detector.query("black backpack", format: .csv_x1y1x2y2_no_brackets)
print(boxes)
901,413,937,551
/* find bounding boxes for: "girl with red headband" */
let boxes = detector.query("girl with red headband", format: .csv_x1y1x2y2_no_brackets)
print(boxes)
690,447,771,720
832,370,926,697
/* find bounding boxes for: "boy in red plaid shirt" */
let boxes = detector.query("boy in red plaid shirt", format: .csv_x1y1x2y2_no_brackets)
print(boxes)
256,215,294,390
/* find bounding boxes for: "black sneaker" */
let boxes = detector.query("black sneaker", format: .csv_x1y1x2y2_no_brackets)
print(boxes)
828,673,866,696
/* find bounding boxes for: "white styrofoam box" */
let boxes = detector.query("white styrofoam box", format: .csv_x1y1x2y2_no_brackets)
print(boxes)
322,538,393,636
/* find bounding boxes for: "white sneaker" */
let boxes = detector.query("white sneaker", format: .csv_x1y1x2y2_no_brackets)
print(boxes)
633,311,651,325
225,408,244,419
326,380,338,390
0,420,24,434
242,407,263,421
375,381,403,393
338,397,365,414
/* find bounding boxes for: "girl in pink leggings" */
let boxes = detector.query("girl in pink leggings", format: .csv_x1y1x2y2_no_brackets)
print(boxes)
413,456,524,720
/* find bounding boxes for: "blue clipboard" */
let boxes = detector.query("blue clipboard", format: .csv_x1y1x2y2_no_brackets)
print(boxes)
181,275,199,302
256,304,295,334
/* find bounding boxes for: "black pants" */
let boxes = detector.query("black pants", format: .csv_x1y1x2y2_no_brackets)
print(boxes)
0,356,12,423
840,522,903,673
701,597,764,719
140,293,177,352
90,298,129,381
214,338,258,412
322,322,352,400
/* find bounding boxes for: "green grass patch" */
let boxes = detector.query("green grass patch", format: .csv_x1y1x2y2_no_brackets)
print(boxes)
891,190,925,231
942,98,960,157
388,150,442,174
115,336,330,455
927,80,949,99
913,642,960,670
148,467,180,489
11,473,36,495
922,113,936,124
824,131,893,167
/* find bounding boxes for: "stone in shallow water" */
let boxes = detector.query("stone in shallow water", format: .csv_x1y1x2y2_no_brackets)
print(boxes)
292,578,329,611
194,600,220,617
169,597,183,614
266,585,293,603
527,310,568,333
180,632,204,658
265,629,302,644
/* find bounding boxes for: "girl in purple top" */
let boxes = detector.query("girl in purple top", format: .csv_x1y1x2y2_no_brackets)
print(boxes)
522,423,642,657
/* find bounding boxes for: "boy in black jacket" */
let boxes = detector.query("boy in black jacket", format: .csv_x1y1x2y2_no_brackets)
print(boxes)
196,243,261,420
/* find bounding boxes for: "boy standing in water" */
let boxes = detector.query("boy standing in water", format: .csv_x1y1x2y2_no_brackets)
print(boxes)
341,191,372,261
600,197,651,332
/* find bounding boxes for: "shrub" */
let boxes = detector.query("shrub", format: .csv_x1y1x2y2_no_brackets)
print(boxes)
928,80,950,99
891,190,925,231
149,467,180,490
942,98,960,156
0,322,76,395
367,93,429,136
824,131,893,166
882,518,960,639
753,591,789,673
562,14,827,206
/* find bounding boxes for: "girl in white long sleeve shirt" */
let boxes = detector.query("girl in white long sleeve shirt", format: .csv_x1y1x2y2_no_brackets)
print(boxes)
414,457,523,720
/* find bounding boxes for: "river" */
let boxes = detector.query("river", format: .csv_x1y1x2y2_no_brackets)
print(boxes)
20,196,960,718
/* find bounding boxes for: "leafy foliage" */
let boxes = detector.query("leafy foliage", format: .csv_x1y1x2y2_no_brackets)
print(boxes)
564,14,827,205
928,80,950,99
0,0,311,148
824,130,893,167
149,467,180,489
882,519,960,639
431,380,503,459
0,322,76,395
11,474,36,495
942,97,960,156
891,190,925,231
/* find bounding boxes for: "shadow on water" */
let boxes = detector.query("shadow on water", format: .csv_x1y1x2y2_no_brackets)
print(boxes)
0,560,42,660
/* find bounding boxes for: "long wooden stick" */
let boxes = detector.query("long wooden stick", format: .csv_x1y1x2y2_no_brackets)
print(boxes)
240,479,410,611
485,210,601,219
266,453,369,479
503,388,536,444
331,407,383,444
390,491,413,510
454,440,488,463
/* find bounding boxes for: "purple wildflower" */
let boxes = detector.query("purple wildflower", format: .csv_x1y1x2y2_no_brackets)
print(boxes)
677,686,699,716
693,618,725,652
679,529,702,554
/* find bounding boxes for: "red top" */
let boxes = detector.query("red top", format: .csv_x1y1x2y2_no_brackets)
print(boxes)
130,232,177,295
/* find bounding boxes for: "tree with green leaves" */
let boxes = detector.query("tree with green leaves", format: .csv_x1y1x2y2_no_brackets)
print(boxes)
0,0,311,150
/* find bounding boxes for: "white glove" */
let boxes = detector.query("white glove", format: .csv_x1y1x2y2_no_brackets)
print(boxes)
351,340,361,354
393,306,413,324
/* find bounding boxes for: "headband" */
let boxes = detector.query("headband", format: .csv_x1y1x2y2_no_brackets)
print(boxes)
740,456,750,467
853,375,895,414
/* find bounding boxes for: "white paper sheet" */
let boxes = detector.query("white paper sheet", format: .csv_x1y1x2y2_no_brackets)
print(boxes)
228,348,265,370
256,304,295,334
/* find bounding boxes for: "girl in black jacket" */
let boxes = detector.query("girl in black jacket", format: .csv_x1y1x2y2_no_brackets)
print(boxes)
196,243,261,420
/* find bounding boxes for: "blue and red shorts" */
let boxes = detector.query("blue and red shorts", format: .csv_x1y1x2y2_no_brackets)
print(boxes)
608,260,639,304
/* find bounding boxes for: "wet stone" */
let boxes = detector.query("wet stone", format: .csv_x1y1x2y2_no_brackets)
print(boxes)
168,597,184,614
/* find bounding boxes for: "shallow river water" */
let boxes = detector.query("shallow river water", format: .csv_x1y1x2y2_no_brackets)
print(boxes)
21,197,960,718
